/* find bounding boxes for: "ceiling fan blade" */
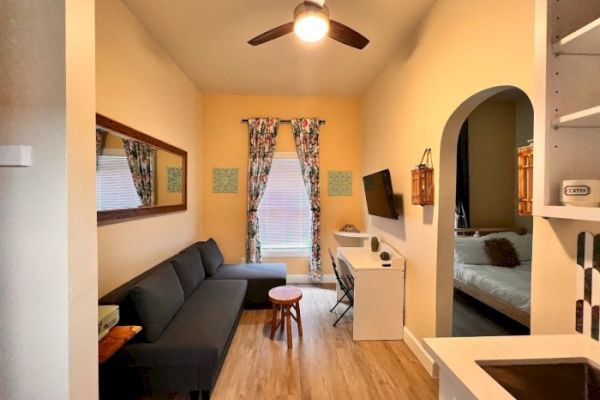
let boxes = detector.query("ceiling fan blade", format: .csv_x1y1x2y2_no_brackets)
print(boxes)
248,22,294,46
328,20,369,50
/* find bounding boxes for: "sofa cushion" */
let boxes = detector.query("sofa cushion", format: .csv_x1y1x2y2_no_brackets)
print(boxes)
130,263,184,342
179,240,205,255
116,279,247,373
208,263,286,307
171,247,206,298
199,238,225,276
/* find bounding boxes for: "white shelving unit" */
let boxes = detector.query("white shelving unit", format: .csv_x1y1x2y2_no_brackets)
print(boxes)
539,205,600,222
534,0,600,222
553,17,600,55
553,105,600,128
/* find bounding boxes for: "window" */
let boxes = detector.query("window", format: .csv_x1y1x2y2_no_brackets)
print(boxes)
96,155,141,211
257,153,311,257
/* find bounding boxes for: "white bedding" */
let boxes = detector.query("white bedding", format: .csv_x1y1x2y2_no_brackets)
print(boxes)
454,261,531,313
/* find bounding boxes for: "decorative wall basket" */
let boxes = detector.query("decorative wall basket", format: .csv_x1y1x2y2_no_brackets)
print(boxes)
411,148,434,206
517,143,533,215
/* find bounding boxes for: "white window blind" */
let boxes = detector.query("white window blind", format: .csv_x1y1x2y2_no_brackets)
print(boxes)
257,154,311,256
96,155,141,211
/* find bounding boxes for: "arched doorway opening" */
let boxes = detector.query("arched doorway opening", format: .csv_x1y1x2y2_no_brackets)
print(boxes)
436,86,534,338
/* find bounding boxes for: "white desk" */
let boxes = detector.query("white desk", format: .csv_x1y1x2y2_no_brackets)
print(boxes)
336,247,405,341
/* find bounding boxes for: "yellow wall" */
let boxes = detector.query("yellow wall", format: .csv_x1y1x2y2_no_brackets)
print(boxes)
66,0,99,397
102,131,124,151
156,150,184,206
96,0,201,296
200,95,364,275
362,0,535,343
468,100,517,228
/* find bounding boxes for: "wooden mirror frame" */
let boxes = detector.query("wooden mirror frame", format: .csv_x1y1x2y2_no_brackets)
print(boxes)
96,114,187,224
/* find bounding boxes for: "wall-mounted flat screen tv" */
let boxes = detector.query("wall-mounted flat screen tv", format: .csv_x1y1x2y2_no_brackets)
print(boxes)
363,169,398,219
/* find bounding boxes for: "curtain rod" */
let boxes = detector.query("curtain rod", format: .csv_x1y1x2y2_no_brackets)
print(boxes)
241,118,326,125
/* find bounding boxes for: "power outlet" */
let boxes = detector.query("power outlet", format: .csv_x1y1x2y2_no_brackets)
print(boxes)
241,257,246,263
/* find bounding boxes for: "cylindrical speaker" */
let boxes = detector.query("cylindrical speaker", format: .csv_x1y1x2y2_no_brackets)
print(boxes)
371,237,379,252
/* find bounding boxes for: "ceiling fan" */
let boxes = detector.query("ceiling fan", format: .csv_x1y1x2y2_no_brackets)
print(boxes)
248,0,369,50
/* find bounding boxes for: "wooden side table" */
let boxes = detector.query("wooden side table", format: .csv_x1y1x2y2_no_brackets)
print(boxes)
99,325,142,363
269,286,303,349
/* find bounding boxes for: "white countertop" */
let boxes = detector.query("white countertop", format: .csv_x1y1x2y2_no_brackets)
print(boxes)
424,334,600,399
337,247,405,271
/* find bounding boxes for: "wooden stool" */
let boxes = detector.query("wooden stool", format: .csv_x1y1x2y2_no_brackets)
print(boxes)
268,286,303,349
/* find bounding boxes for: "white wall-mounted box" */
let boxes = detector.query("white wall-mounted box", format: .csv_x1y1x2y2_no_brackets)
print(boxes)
0,145,32,167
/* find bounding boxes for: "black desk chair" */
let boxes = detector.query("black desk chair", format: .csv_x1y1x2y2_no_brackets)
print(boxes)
328,248,354,327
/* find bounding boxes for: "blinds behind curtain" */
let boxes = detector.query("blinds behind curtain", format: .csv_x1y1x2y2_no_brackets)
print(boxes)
257,157,312,252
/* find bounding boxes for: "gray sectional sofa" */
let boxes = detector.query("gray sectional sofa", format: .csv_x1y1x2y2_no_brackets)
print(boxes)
99,239,286,400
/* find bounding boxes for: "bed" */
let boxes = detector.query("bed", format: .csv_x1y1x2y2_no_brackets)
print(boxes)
453,228,532,327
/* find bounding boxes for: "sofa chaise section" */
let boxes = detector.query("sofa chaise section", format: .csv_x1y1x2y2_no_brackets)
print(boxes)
207,263,287,307
191,238,287,308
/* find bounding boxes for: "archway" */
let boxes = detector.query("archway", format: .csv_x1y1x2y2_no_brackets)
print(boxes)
435,86,534,337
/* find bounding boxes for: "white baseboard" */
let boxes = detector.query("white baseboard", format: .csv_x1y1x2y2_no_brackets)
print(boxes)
286,274,336,284
403,326,438,378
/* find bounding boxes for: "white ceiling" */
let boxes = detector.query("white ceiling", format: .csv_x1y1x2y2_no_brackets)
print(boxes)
122,0,435,96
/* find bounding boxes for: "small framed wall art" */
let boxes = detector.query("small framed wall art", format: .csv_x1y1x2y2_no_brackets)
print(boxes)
328,171,352,196
213,168,239,193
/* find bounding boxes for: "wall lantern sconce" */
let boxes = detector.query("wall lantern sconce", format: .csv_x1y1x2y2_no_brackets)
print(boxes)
411,148,434,206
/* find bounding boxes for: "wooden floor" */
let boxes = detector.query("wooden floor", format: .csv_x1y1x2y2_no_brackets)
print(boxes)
207,284,437,400
452,289,529,337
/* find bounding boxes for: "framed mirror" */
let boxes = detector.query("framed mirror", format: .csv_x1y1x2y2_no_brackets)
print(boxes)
96,114,187,223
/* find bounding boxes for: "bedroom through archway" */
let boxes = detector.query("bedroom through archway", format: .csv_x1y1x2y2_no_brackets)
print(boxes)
450,89,534,337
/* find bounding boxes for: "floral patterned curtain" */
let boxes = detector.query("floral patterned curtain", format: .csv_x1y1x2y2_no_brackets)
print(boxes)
122,139,156,207
291,118,322,281
246,118,280,263
96,128,107,164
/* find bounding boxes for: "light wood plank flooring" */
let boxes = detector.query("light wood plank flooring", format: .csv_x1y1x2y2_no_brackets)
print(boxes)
210,284,437,400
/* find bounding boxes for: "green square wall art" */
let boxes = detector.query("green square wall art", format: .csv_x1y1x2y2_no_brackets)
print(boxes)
213,168,239,193
167,167,183,193
328,171,352,196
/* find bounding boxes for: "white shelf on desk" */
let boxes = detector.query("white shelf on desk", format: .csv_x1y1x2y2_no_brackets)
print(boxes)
333,230,370,239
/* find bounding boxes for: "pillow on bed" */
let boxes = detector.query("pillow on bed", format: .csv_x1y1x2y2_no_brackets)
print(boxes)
454,236,490,265
484,232,532,261
509,233,532,261
484,238,521,268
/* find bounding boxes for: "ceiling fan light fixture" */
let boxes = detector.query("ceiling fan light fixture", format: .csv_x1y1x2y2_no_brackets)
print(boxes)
293,3,330,43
